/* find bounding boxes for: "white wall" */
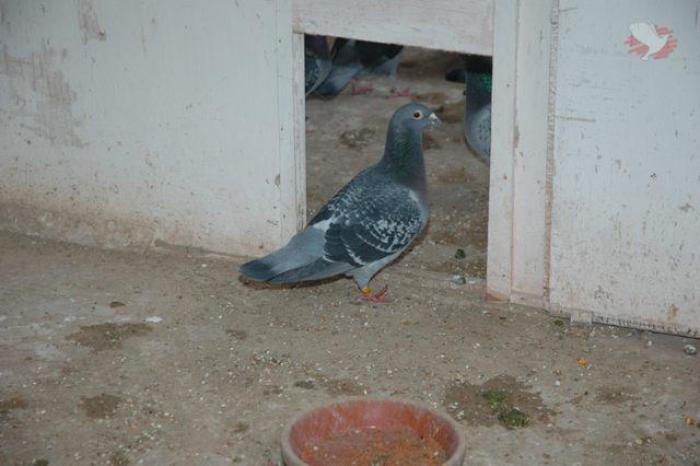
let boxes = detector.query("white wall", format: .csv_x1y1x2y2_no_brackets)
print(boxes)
3,0,696,334
0,0,301,255
487,0,553,306
548,0,700,335
488,0,700,335
292,0,493,56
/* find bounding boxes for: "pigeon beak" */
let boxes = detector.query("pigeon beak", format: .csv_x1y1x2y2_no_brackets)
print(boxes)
428,112,442,128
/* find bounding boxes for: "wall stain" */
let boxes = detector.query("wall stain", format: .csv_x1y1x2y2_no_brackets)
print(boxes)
593,285,614,307
0,1,7,27
1,43,85,147
679,203,694,213
556,114,597,123
668,304,679,321
0,202,156,251
140,23,147,54
77,0,106,44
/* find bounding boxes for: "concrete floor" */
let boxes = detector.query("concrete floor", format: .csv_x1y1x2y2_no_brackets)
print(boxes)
1,49,699,465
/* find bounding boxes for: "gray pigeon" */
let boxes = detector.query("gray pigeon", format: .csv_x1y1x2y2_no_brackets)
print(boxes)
314,39,404,98
304,35,332,96
462,56,492,163
445,56,492,163
239,103,441,302
464,68,492,163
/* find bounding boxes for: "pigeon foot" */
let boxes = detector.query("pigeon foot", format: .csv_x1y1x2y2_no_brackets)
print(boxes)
389,86,412,97
350,80,374,95
358,285,391,304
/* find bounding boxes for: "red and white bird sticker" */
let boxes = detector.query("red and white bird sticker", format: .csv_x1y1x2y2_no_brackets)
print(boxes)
625,22,677,60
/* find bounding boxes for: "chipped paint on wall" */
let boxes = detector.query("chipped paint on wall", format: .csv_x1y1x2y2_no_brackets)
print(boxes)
1,43,85,147
549,0,700,334
77,0,106,43
0,1,296,256
0,201,155,251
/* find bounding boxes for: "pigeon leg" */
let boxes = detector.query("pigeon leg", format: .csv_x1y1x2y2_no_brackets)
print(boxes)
350,79,374,95
387,74,411,97
390,86,412,97
358,285,391,303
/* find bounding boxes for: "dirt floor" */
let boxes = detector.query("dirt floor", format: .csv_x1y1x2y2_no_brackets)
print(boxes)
1,48,699,465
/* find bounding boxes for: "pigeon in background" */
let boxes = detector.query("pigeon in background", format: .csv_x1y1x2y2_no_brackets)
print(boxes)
444,68,467,84
304,35,332,96
314,38,404,98
464,56,492,163
239,103,441,302
446,56,492,163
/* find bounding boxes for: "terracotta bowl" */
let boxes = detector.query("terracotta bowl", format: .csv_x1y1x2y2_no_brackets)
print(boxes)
281,398,466,465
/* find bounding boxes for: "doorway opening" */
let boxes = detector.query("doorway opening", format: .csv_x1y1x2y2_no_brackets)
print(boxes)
303,37,492,285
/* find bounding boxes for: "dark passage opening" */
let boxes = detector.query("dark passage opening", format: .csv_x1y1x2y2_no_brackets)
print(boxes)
304,36,491,285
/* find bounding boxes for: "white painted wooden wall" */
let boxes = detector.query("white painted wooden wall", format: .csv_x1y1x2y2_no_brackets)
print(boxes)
488,0,700,335
292,0,493,56
0,0,302,255
548,0,700,335
486,0,553,308
2,0,696,335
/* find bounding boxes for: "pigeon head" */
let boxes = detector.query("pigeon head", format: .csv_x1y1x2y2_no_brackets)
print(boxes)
390,103,442,132
380,103,440,190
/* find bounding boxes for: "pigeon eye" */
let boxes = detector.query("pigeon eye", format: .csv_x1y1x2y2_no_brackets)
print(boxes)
412,111,423,119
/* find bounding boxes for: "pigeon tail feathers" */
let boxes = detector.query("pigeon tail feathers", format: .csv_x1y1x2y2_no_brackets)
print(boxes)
267,258,352,284
314,62,363,97
239,227,326,282
240,255,347,284
239,257,276,282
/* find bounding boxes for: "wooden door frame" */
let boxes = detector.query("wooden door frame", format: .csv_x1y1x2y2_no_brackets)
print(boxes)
487,0,556,308
288,0,556,308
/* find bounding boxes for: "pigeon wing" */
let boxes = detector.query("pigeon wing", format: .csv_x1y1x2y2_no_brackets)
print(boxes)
319,182,425,267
